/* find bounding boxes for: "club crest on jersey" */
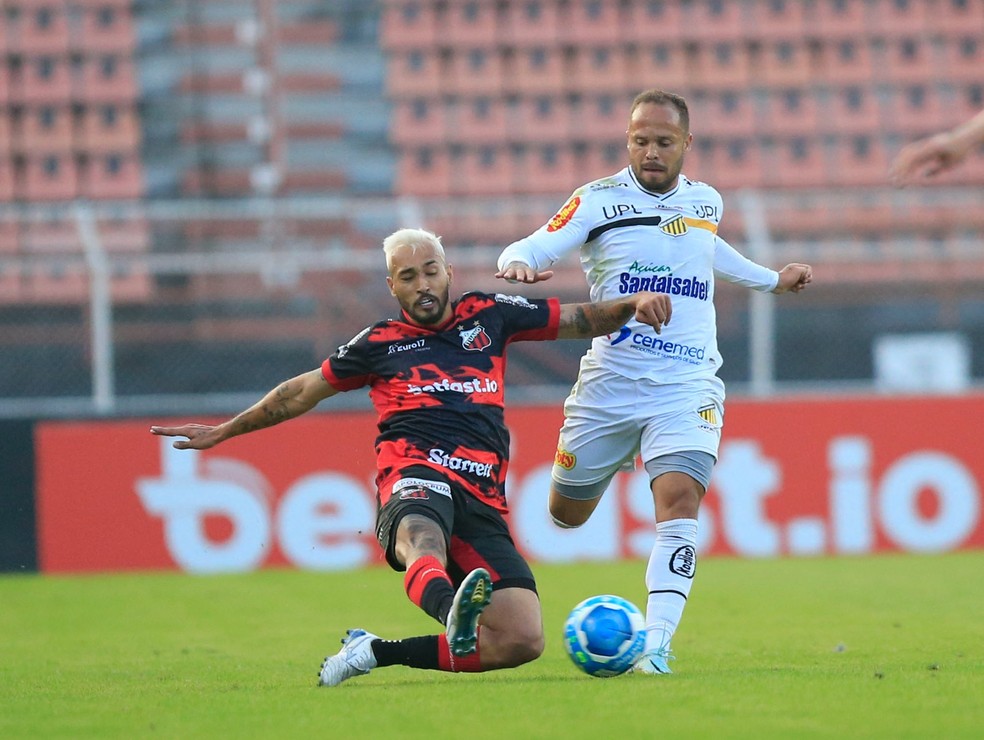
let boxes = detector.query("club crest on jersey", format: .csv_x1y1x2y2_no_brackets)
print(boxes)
547,196,581,232
459,323,491,352
659,214,689,236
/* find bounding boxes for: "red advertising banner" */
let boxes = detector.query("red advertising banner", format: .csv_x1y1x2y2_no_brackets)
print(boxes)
35,396,984,574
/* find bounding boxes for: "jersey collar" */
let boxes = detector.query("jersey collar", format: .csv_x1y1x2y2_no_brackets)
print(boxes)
626,166,681,200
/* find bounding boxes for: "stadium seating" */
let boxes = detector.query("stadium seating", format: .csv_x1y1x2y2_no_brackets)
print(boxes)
379,0,442,52
499,0,564,48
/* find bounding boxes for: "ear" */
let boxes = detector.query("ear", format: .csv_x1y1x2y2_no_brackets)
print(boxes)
386,276,396,296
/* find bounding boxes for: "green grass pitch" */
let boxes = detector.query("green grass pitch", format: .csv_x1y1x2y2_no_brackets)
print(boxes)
2,552,983,738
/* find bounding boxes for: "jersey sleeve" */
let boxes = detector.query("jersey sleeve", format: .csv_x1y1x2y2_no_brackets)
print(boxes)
492,294,561,342
497,189,591,271
321,325,374,391
713,236,779,292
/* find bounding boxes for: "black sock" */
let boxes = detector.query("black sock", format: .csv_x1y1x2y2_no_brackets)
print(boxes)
371,636,440,670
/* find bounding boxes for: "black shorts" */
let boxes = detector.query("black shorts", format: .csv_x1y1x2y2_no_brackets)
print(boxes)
376,465,536,592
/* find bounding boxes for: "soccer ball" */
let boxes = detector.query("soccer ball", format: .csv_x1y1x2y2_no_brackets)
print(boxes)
563,594,646,677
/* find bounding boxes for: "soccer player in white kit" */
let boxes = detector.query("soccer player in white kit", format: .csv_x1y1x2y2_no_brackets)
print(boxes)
496,89,813,674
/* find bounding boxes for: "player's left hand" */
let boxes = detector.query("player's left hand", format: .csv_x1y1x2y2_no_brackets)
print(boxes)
773,264,812,294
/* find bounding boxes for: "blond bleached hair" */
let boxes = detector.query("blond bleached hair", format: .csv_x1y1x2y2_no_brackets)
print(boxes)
382,228,447,271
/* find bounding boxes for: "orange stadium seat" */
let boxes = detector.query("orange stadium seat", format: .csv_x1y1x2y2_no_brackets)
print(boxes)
81,152,143,199
378,0,441,52
0,66,10,107
21,263,89,304
870,0,933,37
20,154,80,200
814,0,868,38
940,35,984,84
576,93,632,145
74,55,139,103
567,0,622,47
680,0,748,42
77,104,141,152
14,3,71,55
582,142,627,181
448,97,509,146
507,47,569,97
443,0,502,49
455,146,517,196
814,38,876,86
0,159,15,201
882,86,951,137
631,43,690,93
770,138,829,188
745,0,810,40
96,218,151,253
514,145,580,195
390,98,451,148
444,47,507,97
499,0,564,48
396,148,454,197
15,56,73,105
760,88,821,137
281,169,348,194
0,221,18,252
0,111,12,153
570,46,632,96
385,49,444,100
20,221,81,253
691,91,756,138
928,0,984,35
620,0,685,46
757,40,814,88
14,104,74,153
278,20,339,45
702,139,768,191
77,1,137,54
827,86,881,135
689,42,754,91
509,96,575,144
877,38,936,85
830,135,890,187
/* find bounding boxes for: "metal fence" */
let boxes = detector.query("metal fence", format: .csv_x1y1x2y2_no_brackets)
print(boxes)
2,185,982,419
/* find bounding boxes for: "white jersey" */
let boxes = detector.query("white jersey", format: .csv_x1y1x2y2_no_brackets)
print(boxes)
498,167,779,384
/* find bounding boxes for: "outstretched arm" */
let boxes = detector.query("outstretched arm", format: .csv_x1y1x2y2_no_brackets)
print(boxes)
890,108,984,185
557,291,671,339
772,263,813,294
150,369,338,450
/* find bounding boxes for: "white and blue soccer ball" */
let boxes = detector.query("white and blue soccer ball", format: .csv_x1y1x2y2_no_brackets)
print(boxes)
563,594,646,677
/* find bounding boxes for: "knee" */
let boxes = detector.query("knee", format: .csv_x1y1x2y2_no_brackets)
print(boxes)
497,624,545,667
548,497,591,528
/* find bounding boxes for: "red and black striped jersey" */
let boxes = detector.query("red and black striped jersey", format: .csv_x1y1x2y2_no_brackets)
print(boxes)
322,291,560,511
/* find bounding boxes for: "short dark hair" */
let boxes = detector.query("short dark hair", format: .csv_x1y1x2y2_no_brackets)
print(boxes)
629,89,690,132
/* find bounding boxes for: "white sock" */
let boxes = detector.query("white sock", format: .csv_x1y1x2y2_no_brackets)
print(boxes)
644,518,698,651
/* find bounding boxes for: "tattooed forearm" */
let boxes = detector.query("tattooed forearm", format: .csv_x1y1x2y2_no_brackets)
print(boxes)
559,299,633,338
227,382,298,437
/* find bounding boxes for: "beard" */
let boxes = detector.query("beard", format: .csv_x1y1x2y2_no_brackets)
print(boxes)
404,287,451,325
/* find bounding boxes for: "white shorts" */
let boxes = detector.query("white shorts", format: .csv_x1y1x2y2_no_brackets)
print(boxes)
551,362,725,493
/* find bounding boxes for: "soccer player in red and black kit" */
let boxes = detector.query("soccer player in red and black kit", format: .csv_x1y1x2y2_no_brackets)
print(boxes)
151,228,671,686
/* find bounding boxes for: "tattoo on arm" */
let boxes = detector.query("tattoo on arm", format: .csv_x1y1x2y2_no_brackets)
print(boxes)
559,299,634,338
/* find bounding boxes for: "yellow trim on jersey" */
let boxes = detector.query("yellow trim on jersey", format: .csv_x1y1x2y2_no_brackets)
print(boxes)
683,217,719,234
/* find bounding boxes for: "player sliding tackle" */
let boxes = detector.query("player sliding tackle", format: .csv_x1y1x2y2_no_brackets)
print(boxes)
151,228,670,686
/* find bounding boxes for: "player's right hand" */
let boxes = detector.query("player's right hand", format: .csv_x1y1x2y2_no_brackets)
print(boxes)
150,423,222,450
495,261,555,284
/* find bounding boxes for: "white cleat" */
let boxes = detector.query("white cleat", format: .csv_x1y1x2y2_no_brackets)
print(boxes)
632,648,674,674
631,623,674,674
317,629,379,687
